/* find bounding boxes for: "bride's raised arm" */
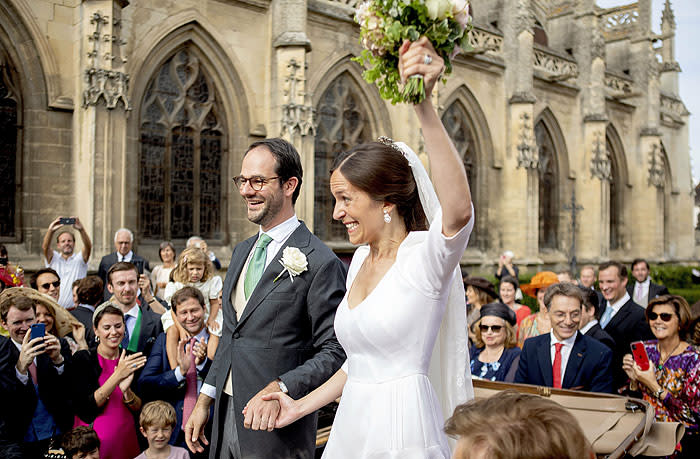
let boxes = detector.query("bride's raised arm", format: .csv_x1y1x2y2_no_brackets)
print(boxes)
398,37,473,237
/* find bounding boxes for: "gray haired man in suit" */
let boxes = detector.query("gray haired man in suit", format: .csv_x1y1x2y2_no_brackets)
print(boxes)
186,138,346,459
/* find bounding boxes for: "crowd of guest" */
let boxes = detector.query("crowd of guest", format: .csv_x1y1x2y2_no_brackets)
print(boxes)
1,218,699,457
465,259,700,457
0,220,223,458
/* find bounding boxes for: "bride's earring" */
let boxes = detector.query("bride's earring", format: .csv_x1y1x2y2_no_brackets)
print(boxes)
383,209,391,224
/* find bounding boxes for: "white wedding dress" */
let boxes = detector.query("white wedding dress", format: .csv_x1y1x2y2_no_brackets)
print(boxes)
322,209,473,458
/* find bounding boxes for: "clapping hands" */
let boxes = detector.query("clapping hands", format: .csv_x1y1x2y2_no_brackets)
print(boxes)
114,349,147,392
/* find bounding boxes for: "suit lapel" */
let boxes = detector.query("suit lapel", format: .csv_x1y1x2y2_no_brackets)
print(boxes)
562,333,585,389
235,223,314,331
536,335,554,386
223,236,257,328
605,301,630,331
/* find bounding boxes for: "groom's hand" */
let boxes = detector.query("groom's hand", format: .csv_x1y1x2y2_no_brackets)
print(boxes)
243,381,281,432
185,394,212,453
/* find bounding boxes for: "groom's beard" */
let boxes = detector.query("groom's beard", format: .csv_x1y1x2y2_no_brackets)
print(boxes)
246,190,284,227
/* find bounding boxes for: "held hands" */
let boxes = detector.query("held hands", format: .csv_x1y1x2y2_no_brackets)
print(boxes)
242,381,282,432
398,37,445,101
259,392,302,429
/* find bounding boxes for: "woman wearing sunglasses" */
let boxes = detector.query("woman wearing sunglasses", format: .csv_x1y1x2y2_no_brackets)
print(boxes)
469,302,521,382
622,295,700,457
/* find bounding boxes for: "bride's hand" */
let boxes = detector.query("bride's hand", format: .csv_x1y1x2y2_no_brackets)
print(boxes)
260,392,302,429
398,37,445,100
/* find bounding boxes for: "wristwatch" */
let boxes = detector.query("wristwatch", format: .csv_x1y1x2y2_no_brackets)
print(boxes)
277,379,289,394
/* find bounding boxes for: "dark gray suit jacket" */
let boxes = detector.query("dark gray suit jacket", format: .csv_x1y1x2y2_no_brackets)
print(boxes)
205,222,346,459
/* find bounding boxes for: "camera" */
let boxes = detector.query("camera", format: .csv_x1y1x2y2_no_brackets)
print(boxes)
59,217,76,225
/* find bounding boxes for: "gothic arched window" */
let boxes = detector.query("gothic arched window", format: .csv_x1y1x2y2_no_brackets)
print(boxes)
442,101,476,194
0,49,19,238
535,120,558,249
313,72,372,241
138,48,225,240
606,128,623,250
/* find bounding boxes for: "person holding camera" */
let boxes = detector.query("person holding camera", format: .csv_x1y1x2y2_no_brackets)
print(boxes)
0,293,73,458
42,216,92,309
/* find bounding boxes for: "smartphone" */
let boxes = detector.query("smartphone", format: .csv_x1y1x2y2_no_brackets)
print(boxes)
59,217,76,225
30,323,45,340
630,341,650,371
133,259,145,275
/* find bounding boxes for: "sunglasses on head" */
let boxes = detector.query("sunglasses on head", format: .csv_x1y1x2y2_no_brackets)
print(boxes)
648,312,674,322
40,281,60,290
479,324,503,332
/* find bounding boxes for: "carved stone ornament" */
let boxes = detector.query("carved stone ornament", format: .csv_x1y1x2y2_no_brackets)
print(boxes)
591,20,606,60
515,0,535,35
516,112,538,170
83,67,131,110
590,131,611,181
280,58,316,137
648,143,665,188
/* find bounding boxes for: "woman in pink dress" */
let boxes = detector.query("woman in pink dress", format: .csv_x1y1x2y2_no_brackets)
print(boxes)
70,303,147,459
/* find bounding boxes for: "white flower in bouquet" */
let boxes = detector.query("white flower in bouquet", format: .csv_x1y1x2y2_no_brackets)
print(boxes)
425,0,454,20
453,0,471,29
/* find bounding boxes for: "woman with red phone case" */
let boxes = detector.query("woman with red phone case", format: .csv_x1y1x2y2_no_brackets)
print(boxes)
622,295,699,457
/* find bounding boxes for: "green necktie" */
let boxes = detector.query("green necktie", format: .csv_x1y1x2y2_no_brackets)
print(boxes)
244,233,273,300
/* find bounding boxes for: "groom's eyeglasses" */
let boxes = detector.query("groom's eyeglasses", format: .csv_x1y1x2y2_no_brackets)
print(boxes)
479,324,503,333
647,312,674,322
233,175,281,191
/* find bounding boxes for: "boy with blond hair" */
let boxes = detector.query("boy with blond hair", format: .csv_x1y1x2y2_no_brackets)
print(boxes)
135,401,190,459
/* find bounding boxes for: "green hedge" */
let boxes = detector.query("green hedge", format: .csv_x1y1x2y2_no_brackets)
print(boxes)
647,265,697,289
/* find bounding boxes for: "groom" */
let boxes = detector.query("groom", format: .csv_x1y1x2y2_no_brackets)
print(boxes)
186,138,346,459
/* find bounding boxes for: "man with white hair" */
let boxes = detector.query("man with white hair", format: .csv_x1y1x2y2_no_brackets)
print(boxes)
97,228,150,301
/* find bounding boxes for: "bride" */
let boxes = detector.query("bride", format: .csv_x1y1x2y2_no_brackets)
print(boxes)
256,37,474,457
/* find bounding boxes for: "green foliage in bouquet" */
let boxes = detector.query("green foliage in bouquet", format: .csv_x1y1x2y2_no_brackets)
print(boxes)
353,0,473,104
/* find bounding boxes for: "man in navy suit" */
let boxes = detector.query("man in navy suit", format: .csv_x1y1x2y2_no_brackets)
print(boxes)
515,282,613,393
139,286,212,457
0,295,73,457
598,261,654,391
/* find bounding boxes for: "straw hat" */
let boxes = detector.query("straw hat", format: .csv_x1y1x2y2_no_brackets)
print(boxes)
0,287,81,338
520,271,559,298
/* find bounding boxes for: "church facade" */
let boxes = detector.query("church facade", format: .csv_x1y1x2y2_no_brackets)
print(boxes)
0,0,693,271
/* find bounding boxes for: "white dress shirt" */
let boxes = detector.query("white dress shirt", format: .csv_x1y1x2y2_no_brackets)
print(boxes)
200,215,300,400
117,251,134,262
579,319,599,335
549,330,578,379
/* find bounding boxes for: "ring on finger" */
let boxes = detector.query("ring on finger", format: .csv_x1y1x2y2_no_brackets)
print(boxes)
423,54,432,66
131,363,137,368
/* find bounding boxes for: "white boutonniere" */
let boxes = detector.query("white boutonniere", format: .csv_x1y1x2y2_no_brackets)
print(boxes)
274,247,308,283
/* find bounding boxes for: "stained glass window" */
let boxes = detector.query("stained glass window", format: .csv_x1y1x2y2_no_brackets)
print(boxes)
535,120,558,250
314,73,372,241
139,49,225,240
0,51,18,238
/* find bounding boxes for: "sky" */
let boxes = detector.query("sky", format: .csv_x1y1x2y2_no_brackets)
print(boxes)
597,0,700,182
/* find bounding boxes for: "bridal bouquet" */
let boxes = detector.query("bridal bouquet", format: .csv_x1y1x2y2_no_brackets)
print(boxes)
353,0,472,104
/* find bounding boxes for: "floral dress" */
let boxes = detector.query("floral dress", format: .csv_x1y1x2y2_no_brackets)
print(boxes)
639,341,700,455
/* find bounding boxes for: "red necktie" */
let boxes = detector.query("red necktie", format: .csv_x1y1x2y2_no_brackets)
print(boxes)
28,361,37,385
182,337,197,429
552,343,564,389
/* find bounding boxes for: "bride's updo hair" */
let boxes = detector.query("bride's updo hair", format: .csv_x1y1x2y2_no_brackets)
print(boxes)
331,142,428,232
